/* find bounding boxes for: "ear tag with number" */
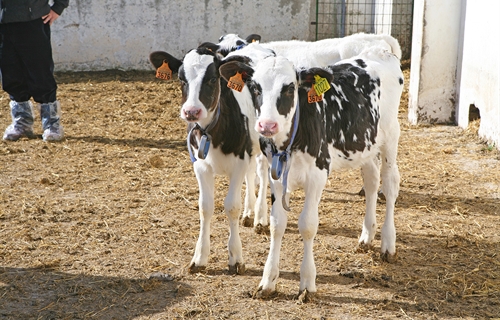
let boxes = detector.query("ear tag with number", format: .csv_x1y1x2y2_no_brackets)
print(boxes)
227,72,245,92
156,61,173,80
307,87,323,103
271,154,286,180
313,75,331,96
313,75,330,96
198,134,211,160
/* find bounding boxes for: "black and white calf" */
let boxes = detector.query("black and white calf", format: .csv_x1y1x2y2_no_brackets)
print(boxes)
149,44,267,274
215,33,262,56
220,45,404,300
219,32,401,196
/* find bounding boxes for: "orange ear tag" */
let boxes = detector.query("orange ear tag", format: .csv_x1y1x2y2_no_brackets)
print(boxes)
227,72,245,92
308,86,323,103
156,61,173,80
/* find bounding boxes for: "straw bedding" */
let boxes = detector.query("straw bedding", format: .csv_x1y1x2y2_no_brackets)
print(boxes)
0,65,499,319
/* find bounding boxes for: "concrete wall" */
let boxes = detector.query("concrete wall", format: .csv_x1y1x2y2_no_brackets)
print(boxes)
409,0,500,149
52,0,313,71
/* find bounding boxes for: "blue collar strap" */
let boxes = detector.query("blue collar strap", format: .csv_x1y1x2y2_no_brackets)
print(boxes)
269,101,300,211
187,105,221,163
236,43,247,50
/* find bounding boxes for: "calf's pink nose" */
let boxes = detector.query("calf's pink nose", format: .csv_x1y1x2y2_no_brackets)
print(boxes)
257,120,278,136
183,107,201,120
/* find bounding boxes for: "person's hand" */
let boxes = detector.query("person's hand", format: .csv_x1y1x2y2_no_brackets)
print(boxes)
42,10,60,25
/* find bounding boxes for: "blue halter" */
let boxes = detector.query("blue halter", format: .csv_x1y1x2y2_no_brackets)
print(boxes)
269,101,300,211
187,106,221,163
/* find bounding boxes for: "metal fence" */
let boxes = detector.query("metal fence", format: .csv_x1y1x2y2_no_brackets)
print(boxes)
314,0,414,59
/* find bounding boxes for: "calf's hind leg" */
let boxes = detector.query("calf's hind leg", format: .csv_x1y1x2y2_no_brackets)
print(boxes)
358,157,380,251
379,142,400,262
241,157,257,228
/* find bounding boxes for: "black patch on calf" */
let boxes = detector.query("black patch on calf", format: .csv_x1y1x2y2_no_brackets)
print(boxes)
178,67,189,106
198,62,220,114
399,77,404,85
293,87,331,171
325,63,380,156
211,79,253,159
248,82,263,116
198,42,220,54
276,83,295,117
355,59,367,68
287,62,381,172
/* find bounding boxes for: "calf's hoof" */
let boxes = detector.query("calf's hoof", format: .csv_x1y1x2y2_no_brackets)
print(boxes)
228,262,246,275
252,286,276,300
242,216,253,228
381,251,397,263
188,262,206,274
254,223,270,235
358,188,385,200
295,289,315,303
356,242,374,253
358,187,366,197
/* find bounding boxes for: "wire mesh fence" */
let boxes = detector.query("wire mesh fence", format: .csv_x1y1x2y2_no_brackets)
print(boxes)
314,0,414,59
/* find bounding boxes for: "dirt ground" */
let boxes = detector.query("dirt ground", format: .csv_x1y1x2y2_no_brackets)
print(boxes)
0,65,499,320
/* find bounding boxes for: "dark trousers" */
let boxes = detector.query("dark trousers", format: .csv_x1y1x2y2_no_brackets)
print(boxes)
0,18,57,104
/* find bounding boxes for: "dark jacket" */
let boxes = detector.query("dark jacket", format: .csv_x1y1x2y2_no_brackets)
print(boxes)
0,0,69,23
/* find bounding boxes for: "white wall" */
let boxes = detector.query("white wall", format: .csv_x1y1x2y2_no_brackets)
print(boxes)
410,0,500,149
52,0,312,71
408,0,463,124
457,0,500,148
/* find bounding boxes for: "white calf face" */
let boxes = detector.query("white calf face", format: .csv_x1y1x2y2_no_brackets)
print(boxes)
179,50,220,124
250,56,298,141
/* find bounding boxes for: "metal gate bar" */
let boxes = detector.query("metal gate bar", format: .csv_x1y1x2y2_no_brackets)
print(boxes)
315,0,414,59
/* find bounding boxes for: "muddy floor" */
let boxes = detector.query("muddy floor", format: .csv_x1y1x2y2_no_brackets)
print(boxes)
0,67,499,320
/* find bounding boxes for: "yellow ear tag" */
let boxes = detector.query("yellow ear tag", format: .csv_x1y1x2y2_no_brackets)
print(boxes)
308,86,323,103
156,61,172,80
313,75,331,96
227,72,245,92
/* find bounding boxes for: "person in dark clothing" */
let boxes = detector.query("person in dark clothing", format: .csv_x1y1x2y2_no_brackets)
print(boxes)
0,0,69,141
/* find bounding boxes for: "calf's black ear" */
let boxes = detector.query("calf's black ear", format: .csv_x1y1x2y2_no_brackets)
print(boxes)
219,60,254,83
198,42,220,54
149,51,183,74
245,34,261,43
299,67,333,87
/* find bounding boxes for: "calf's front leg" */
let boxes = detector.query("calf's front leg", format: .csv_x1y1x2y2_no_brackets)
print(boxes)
189,163,215,273
225,169,246,274
254,153,269,234
296,175,325,302
253,180,287,298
